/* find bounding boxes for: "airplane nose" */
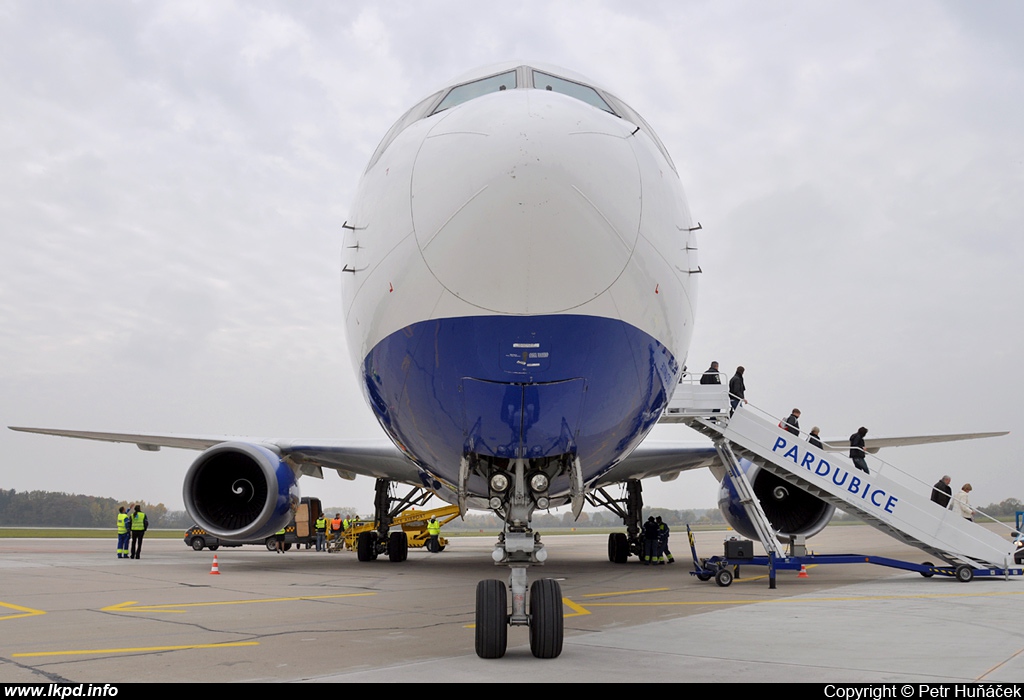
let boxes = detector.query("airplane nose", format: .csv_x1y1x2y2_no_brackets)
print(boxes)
411,90,641,314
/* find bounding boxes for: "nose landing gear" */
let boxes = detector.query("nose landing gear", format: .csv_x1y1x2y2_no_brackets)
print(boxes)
474,551,564,659
472,456,565,658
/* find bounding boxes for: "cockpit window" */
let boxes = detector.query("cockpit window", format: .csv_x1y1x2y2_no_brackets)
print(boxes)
531,71,614,114
365,65,677,175
366,90,443,172
602,92,677,173
432,71,518,114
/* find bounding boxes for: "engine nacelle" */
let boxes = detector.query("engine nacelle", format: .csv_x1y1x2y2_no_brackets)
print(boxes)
718,458,834,540
183,442,300,540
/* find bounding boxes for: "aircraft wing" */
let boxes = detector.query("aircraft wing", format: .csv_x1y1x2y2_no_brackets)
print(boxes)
9,425,1009,491
819,431,1010,454
590,430,1011,487
593,441,720,487
7,426,420,483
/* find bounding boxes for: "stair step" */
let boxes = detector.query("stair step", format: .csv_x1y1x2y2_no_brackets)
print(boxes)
678,407,1012,569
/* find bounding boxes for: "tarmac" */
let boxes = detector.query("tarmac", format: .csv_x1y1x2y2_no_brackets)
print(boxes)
1,525,1022,683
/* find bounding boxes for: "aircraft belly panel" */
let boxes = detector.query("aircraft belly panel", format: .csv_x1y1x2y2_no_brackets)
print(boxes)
362,314,678,495
461,378,585,460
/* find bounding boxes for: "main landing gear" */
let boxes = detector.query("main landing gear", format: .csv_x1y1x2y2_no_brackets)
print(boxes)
355,478,433,563
588,479,645,563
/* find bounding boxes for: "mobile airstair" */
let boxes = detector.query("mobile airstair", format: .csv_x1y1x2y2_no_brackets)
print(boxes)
662,378,1019,581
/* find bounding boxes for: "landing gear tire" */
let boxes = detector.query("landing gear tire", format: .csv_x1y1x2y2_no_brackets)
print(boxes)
607,533,629,564
475,580,508,659
920,561,935,578
715,568,734,587
357,532,377,562
528,579,564,659
388,531,408,562
190,537,205,551
955,565,974,583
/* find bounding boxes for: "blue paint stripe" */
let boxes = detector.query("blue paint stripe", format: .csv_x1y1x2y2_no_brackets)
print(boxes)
362,314,678,494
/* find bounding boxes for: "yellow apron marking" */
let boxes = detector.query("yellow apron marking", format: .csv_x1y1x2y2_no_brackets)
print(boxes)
561,597,590,618
979,645,1024,681
465,597,587,628
14,641,259,658
102,592,376,614
581,587,671,598
567,587,1024,613
0,601,46,621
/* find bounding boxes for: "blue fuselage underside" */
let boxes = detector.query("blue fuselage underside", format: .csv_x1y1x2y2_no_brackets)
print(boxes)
362,314,678,494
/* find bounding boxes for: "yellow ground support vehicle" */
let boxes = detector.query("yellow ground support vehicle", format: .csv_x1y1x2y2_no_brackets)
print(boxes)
335,504,460,557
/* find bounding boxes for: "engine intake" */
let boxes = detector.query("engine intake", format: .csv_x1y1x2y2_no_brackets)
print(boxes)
183,442,299,540
718,459,834,540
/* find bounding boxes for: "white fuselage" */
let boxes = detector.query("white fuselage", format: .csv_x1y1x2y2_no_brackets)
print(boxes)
342,64,698,505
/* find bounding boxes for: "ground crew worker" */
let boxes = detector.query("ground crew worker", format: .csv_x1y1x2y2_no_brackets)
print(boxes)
427,516,441,552
129,504,148,560
315,513,328,552
643,516,661,565
275,527,286,553
116,506,131,559
330,513,343,544
656,516,674,564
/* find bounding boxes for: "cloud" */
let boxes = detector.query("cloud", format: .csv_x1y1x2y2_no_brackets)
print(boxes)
1,1,1021,517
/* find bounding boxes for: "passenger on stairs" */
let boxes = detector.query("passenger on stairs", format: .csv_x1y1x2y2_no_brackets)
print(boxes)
701,362,722,413
700,361,721,385
849,427,869,474
784,409,801,436
728,366,746,416
808,426,823,448
930,475,952,508
950,483,975,521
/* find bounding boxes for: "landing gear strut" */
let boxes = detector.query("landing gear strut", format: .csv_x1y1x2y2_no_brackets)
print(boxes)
474,535,564,659
356,478,434,563
472,456,565,659
588,479,644,563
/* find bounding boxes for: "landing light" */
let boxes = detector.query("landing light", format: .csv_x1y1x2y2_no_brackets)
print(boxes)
490,473,510,493
529,473,549,493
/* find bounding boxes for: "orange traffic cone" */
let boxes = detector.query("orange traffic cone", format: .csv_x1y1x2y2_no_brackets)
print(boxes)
797,564,809,578
210,554,221,575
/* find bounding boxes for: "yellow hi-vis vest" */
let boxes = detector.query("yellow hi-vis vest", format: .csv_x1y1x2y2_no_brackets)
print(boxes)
117,513,130,534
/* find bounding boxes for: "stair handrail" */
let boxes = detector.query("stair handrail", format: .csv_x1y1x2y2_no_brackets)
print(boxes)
726,399,1016,538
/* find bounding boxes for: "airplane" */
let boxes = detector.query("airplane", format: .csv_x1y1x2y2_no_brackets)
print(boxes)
9,62,1008,659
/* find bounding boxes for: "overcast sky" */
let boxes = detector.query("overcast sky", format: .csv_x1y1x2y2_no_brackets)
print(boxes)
2,1,1022,518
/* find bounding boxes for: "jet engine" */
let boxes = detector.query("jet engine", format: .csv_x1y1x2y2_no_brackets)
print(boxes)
183,441,300,540
718,458,834,540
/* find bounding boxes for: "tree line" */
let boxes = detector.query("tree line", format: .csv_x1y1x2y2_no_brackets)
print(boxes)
0,489,193,529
